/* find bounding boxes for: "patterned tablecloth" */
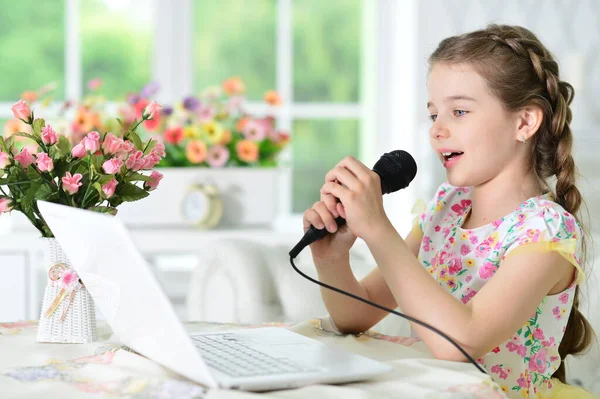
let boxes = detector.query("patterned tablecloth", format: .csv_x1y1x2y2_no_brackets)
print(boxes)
0,318,509,399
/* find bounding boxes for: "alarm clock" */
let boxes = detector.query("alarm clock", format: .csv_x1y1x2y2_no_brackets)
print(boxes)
180,183,223,228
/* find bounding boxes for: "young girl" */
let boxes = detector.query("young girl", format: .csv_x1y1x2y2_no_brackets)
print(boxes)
303,24,596,398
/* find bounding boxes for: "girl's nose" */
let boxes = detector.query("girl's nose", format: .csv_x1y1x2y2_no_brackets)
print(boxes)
429,122,450,140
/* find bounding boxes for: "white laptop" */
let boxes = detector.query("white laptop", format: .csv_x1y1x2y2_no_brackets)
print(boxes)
37,201,392,391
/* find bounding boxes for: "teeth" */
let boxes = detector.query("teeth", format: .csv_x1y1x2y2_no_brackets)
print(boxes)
442,152,452,156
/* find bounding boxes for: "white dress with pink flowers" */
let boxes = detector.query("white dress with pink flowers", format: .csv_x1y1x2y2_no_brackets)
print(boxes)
417,182,583,398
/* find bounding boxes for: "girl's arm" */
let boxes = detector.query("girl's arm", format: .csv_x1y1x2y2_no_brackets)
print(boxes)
317,228,422,334
364,222,574,361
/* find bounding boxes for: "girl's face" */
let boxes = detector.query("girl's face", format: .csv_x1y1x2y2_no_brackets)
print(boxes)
426,62,521,188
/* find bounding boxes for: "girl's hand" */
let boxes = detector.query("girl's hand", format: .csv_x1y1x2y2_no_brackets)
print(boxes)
320,156,391,242
302,199,357,263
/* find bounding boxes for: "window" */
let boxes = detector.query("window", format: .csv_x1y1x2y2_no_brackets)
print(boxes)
0,2,65,101
81,0,153,100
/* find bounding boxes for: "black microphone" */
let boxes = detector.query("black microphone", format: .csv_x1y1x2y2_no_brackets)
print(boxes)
289,150,417,258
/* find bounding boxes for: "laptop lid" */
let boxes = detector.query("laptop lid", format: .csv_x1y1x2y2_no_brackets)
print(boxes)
37,200,217,388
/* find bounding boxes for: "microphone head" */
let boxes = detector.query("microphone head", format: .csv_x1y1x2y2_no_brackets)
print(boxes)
373,150,417,194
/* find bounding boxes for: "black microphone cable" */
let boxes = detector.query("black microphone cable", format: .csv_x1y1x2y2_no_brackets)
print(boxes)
288,254,488,375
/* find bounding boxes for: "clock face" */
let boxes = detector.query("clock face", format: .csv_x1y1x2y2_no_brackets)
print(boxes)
182,190,210,223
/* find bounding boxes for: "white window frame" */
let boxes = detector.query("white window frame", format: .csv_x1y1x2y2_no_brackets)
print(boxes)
0,0,418,234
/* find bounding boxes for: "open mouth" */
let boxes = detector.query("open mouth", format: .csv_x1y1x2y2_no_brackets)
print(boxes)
441,151,464,161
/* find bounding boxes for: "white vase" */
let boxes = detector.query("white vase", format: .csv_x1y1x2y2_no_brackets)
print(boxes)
36,238,97,343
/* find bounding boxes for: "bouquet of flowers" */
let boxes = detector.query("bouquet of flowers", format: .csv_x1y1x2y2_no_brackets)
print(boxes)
0,99,165,237
121,77,290,168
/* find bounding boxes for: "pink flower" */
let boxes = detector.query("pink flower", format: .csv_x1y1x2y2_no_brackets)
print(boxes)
87,78,103,90
478,262,496,279
448,257,462,275
11,100,31,121
529,349,547,374
41,124,58,145
207,145,230,167
0,197,13,213
14,148,35,168
71,143,87,158
499,371,508,380
143,100,162,120
102,133,123,155
126,150,145,171
102,158,123,175
36,153,54,172
460,244,470,256
422,236,432,252
533,328,545,341
469,235,478,245
0,152,10,169
542,337,556,347
61,172,83,195
565,217,575,234
474,243,492,258
465,275,472,283
451,199,471,215
492,346,500,354
197,104,216,123
152,142,166,157
83,131,100,153
144,170,163,191
102,179,118,199
142,153,161,170
559,292,569,304
461,288,477,304
115,140,135,160
552,306,561,320
491,365,502,373
60,269,78,288
242,119,267,141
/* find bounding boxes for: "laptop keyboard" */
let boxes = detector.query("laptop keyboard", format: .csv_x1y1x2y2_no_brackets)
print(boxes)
191,333,320,378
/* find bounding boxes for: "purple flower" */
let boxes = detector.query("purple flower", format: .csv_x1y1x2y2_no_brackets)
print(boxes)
183,96,201,111
127,93,141,105
161,106,174,116
140,81,160,98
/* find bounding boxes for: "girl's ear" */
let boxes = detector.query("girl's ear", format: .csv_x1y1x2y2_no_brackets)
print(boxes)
516,106,544,142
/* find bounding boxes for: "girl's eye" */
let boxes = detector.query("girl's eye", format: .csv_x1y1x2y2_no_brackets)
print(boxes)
429,114,437,122
454,110,467,117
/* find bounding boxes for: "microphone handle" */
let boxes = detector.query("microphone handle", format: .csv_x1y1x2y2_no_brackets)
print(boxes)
289,216,346,258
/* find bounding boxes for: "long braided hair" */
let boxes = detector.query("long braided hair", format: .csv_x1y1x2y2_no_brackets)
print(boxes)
428,24,595,383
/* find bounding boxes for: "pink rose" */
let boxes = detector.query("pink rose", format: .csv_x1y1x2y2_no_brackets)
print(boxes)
102,158,123,175
242,119,267,141
0,152,10,169
41,124,58,145
14,148,35,168
61,172,83,195
102,179,118,199
142,153,161,170
125,150,145,171
529,349,547,374
71,143,87,158
36,153,54,172
143,100,162,120
102,133,123,155
152,142,166,157
460,244,470,256
115,141,136,160
11,100,31,121
0,197,13,213
144,170,163,191
83,131,100,153
565,217,575,234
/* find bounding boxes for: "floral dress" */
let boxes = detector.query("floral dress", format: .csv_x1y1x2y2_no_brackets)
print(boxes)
416,182,584,399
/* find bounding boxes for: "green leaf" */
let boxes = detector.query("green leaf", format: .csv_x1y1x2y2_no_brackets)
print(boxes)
143,139,157,155
93,182,104,197
4,136,15,150
524,329,531,338
36,183,58,201
116,182,149,203
22,180,42,211
0,137,6,153
13,132,35,140
127,172,152,182
26,167,42,181
525,340,532,346
129,131,144,151
87,206,118,216
95,174,115,185
57,135,71,156
32,118,46,140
